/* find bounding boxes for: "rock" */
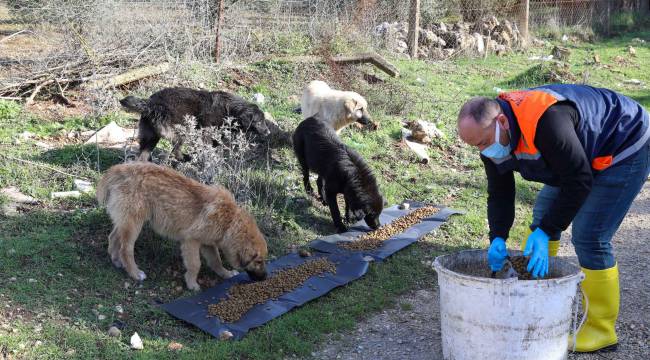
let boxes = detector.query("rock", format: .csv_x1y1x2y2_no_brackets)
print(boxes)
0,187,38,204
398,202,410,210
252,93,265,105
362,256,375,262
561,34,569,42
552,45,571,61
98,314,106,321
115,305,124,314
396,40,408,53
472,33,485,54
438,21,447,33
84,121,130,145
401,128,430,164
28,278,37,283
495,44,507,56
50,191,81,199
593,54,601,64
73,179,93,194
18,131,34,140
503,20,514,37
629,46,637,56
34,141,52,149
500,31,512,48
632,37,646,43
168,342,183,351
107,326,121,337
130,332,143,350
429,48,446,59
9,277,17,282
419,29,438,46
218,330,234,341
298,249,312,258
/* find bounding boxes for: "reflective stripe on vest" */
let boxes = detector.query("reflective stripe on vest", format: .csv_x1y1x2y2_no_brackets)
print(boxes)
498,90,558,162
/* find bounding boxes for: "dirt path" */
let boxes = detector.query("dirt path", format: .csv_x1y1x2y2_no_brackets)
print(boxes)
309,183,650,360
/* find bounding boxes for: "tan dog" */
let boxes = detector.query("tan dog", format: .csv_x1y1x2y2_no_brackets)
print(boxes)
300,80,372,134
96,162,268,290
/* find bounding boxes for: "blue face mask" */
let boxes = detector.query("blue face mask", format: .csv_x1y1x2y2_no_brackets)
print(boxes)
481,121,511,159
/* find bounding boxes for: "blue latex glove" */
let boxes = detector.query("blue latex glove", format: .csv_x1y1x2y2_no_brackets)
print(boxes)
488,237,508,272
523,228,550,278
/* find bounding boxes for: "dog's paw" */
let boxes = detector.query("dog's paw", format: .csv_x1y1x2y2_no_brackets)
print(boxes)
222,270,239,279
187,282,201,291
111,257,123,269
135,270,147,281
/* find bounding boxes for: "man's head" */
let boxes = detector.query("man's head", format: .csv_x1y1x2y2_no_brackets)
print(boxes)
457,97,511,154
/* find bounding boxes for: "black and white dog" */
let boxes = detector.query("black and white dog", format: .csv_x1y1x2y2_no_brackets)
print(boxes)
120,87,271,161
292,117,384,233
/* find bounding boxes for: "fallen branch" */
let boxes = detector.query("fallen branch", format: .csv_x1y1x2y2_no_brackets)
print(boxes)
275,52,400,77
83,62,171,89
0,29,30,44
26,79,54,106
0,153,91,182
0,96,23,101
331,52,400,77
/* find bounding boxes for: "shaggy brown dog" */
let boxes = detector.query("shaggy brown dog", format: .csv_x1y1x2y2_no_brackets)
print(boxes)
96,162,267,290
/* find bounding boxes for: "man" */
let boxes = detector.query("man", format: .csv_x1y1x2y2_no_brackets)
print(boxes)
457,84,650,353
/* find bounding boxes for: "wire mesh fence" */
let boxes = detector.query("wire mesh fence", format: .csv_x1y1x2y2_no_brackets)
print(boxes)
0,0,648,100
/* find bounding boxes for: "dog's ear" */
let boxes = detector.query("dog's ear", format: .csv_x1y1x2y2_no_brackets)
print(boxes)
344,98,357,116
238,247,257,268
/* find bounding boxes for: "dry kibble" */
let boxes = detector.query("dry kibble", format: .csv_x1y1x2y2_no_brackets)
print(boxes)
509,256,534,280
207,258,337,323
339,206,439,251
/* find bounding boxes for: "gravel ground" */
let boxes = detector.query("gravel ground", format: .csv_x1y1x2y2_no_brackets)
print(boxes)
309,183,650,360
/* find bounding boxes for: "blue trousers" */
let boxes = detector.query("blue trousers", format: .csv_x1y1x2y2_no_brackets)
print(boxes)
530,143,650,270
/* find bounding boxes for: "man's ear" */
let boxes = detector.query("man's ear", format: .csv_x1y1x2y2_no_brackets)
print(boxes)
496,113,509,130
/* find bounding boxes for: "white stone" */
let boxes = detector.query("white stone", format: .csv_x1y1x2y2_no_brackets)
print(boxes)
50,191,81,199
0,187,38,204
130,332,143,350
252,93,265,105
473,33,485,54
73,179,93,193
84,121,130,145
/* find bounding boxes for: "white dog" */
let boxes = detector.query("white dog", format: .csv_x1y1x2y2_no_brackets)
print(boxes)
300,80,372,134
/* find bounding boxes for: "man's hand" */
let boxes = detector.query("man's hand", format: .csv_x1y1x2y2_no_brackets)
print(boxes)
488,237,508,272
523,228,550,278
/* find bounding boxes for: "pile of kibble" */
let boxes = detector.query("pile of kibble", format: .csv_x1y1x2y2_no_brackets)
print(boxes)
509,256,534,280
207,258,337,322
339,206,439,251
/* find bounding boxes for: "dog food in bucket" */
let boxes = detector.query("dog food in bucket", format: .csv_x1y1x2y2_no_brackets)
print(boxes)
339,206,439,251
207,258,337,322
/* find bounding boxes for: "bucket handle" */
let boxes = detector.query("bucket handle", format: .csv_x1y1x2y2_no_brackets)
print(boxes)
571,284,589,352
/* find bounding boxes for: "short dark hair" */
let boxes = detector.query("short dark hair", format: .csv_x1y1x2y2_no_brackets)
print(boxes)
458,97,501,126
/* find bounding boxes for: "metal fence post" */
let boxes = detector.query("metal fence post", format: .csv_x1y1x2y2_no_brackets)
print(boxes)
214,0,225,63
408,0,420,59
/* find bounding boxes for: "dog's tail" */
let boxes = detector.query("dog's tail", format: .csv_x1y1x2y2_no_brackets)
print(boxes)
96,173,112,206
119,96,149,113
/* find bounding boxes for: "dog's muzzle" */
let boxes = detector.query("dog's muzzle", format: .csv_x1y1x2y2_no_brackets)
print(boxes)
357,115,372,125
247,269,267,281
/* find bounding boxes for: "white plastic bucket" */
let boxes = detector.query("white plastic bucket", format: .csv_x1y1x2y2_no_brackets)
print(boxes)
433,250,584,360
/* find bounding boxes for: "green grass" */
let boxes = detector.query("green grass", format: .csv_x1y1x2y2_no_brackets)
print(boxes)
1,29,650,359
